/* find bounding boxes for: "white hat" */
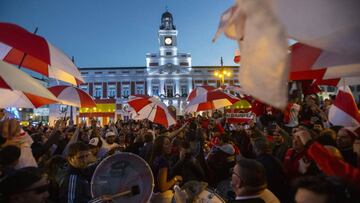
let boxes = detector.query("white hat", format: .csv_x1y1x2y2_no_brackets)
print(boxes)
89,137,100,147
105,131,116,138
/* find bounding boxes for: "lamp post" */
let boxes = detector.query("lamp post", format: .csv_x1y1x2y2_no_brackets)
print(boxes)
214,57,231,85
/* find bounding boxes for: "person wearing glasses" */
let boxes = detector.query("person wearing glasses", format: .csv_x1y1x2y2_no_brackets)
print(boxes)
229,158,280,203
59,142,93,203
0,167,49,203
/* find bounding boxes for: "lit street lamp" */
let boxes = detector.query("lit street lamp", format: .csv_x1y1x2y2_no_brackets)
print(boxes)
214,57,231,85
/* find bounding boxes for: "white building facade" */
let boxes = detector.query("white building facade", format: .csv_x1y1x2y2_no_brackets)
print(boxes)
79,11,239,117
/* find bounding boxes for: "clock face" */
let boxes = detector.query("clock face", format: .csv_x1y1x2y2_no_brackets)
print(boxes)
164,37,172,45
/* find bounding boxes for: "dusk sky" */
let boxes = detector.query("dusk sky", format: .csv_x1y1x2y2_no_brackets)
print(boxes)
0,0,238,68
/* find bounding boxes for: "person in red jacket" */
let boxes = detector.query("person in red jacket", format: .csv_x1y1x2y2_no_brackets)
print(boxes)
297,130,360,191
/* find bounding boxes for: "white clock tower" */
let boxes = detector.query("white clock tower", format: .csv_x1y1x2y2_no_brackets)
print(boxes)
158,11,178,57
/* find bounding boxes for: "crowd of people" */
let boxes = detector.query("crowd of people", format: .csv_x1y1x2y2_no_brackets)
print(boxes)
0,94,360,203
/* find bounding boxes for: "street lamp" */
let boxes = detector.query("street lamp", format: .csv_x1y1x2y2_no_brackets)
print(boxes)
214,57,231,85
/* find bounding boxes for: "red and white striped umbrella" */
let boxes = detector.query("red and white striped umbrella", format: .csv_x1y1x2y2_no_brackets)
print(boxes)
48,85,96,108
0,22,84,85
128,95,176,128
219,85,246,95
0,60,58,108
290,43,360,86
185,90,240,113
187,85,216,101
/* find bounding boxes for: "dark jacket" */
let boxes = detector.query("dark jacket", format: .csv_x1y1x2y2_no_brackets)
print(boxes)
59,166,92,203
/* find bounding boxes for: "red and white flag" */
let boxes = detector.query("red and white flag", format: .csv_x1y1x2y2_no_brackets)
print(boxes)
213,0,289,109
328,86,360,128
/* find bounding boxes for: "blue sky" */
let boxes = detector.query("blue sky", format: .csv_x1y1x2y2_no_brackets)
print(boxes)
0,0,238,68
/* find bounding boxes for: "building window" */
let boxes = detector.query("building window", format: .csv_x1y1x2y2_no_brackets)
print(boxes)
108,71,116,74
149,62,159,66
122,86,130,97
108,85,116,97
327,86,336,92
349,86,355,92
180,62,189,66
94,72,103,74
136,71,144,74
194,70,202,73
94,85,102,98
166,52,172,56
122,71,130,74
166,85,173,97
356,85,360,92
80,85,88,93
81,72,88,75
136,85,144,95
152,86,159,96
181,85,187,97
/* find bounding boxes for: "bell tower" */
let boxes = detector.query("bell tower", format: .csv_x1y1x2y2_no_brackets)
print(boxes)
158,11,178,57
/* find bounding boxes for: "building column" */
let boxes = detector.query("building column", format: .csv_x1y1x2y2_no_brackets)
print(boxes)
187,77,193,94
147,78,152,96
160,78,165,95
175,78,180,95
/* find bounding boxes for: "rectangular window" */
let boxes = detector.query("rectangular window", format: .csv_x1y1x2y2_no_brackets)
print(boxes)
166,52,172,56
208,70,215,73
108,71,116,74
108,85,116,97
80,85,88,93
136,71,144,74
122,86,130,97
136,86,144,95
152,86,159,96
166,85,173,97
94,72,103,74
194,70,202,73
81,72,88,75
94,85,102,98
122,71,130,74
181,85,187,97
356,85,360,91
180,62,189,66
149,63,159,66
327,86,336,92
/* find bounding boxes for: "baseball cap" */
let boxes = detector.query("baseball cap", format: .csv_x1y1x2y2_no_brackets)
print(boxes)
105,131,116,138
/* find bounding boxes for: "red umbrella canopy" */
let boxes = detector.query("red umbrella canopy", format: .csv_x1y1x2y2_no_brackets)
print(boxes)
128,95,176,128
185,90,240,113
0,22,84,85
48,85,96,108
0,60,58,108
187,85,216,101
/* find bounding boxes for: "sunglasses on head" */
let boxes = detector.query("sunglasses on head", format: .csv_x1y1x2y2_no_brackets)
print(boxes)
22,183,49,194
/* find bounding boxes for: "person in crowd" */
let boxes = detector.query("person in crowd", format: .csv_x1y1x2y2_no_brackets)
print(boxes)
59,142,93,203
172,140,205,183
336,128,358,167
45,155,67,202
229,158,280,203
283,128,316,181
139,131,154,162
295,129,360,191
0,167,49,203
293,176,359,203
271,125,292,162
149,135,183,203
206,133,236,187
252,137,289,202
0,145,20,178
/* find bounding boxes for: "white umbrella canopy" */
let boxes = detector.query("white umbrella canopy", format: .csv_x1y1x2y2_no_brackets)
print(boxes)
128,95,176,128
0,60,58,108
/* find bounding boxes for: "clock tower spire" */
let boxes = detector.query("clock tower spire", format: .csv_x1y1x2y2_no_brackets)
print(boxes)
158,11,178,56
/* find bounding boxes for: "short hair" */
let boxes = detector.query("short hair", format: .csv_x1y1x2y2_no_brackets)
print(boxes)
68,142,89,158
0,145,20,165
293,176,359,203
236,158,267,192
0,167,45,199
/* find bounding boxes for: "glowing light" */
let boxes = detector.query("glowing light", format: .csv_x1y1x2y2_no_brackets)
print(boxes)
227,72,231,77
214,71,219,76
